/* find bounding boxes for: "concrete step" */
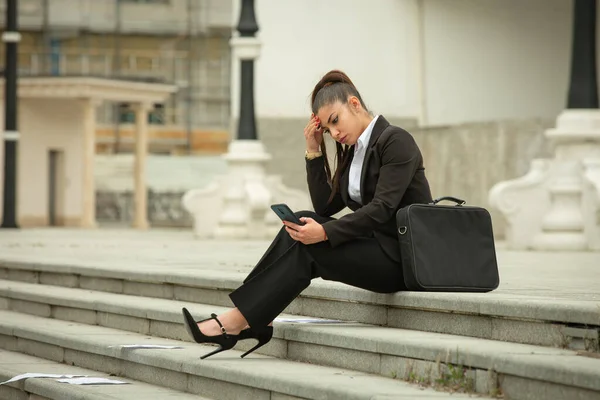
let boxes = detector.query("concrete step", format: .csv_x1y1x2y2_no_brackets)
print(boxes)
0,310,480,400
1,259,598,353
0,349,211,400
1,279,600,399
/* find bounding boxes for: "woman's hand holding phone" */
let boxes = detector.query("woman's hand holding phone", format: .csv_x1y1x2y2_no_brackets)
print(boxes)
284,217,328,245
304,113,323,153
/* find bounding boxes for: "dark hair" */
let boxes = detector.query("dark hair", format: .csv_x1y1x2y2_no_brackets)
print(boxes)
310,70,369,203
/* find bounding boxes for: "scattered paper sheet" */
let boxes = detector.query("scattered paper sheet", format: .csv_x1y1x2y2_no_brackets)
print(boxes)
57,377,130,385
274,318,348,324
0,373,87,386
109,344,183,349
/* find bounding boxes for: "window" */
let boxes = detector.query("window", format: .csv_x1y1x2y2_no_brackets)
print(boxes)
117,103,165,125
149,104,165,125
118,103,135,124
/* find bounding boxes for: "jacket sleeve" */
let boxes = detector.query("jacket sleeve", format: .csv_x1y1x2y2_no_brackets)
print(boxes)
306,156,346,217
322,130,420,246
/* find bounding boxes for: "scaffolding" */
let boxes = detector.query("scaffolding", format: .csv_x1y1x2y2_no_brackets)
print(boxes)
1,0,232,153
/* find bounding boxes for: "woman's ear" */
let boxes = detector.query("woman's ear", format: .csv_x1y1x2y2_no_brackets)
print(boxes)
348,96,361,113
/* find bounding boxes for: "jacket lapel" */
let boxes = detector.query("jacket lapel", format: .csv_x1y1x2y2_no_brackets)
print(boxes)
359,116,390,198
340,146,354,205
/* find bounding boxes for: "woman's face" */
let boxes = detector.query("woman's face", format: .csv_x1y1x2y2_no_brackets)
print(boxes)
316,98,364,146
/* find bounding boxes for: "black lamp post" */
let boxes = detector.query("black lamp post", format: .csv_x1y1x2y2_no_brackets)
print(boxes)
1,0,19,229
567,0,598,108
236,0,259,141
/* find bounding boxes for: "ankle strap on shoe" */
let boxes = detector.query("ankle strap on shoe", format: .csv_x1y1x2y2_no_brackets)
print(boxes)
211,313,228,337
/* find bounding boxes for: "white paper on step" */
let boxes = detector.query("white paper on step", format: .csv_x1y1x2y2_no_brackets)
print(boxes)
57,377,130,385
0,373,88,386
274,318,349,324
108,344,183,349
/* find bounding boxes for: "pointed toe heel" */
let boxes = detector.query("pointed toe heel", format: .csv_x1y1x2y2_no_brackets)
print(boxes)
181,307,238,359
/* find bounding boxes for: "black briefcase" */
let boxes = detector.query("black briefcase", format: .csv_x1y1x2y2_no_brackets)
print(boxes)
396,197,499,292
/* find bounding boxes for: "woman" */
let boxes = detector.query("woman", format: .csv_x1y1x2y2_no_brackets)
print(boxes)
182,70,433,359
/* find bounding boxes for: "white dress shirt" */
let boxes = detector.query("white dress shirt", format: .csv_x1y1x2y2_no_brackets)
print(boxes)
348,115,379,205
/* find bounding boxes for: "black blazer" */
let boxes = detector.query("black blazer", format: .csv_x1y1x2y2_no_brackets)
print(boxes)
306,116,433,263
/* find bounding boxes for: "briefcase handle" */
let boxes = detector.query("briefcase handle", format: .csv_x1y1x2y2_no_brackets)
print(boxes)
431,196,466,206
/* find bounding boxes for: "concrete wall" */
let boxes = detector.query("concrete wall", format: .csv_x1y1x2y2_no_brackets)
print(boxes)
232,0,573,127
412,118,554,236
232,0,422,121
18,99,86,227
421,0,572,125
0,99,85,227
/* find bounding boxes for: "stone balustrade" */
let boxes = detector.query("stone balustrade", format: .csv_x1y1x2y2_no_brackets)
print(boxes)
489,110,600,251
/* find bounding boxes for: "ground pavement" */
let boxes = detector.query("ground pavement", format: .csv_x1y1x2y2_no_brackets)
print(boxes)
0,228,598,400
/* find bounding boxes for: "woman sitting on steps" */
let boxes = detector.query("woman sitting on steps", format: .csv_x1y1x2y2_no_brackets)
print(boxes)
182,69,433,359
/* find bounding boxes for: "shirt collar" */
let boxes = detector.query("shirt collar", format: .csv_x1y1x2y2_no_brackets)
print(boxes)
357,115,379,150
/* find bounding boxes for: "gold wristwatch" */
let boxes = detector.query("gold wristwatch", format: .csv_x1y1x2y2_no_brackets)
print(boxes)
305,150,323,160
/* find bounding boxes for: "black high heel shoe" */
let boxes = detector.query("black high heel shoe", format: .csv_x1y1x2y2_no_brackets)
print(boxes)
181,308,239,359
238,325,273,358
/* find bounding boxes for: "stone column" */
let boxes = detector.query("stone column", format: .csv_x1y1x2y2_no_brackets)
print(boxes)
133,102,151,230
80,98,100,228
215,0,272,238
488,0,600,251
532,0,598,250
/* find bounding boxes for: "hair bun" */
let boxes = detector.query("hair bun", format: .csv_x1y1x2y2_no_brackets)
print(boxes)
311,70,356,104
322,70,354,85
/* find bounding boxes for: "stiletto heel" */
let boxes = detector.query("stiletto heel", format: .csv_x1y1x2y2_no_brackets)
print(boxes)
238,326,273,358
200,346,227,360
181,308,239,359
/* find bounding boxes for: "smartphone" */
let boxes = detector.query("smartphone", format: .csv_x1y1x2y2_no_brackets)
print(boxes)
270,203,304,225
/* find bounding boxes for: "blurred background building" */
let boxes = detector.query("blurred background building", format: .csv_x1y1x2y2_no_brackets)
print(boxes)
0,0,233,154
0,0,597,241
237,0,578,240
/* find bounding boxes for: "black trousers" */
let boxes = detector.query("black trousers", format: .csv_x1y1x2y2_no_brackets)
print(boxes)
229,211,407,328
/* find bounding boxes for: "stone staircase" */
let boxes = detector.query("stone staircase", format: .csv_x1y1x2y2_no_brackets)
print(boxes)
0,256,599,400
0,350,210,400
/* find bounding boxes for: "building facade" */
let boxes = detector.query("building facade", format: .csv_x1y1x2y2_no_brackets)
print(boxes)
0,0,233,154
2,0,597,237
227,0,588,238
